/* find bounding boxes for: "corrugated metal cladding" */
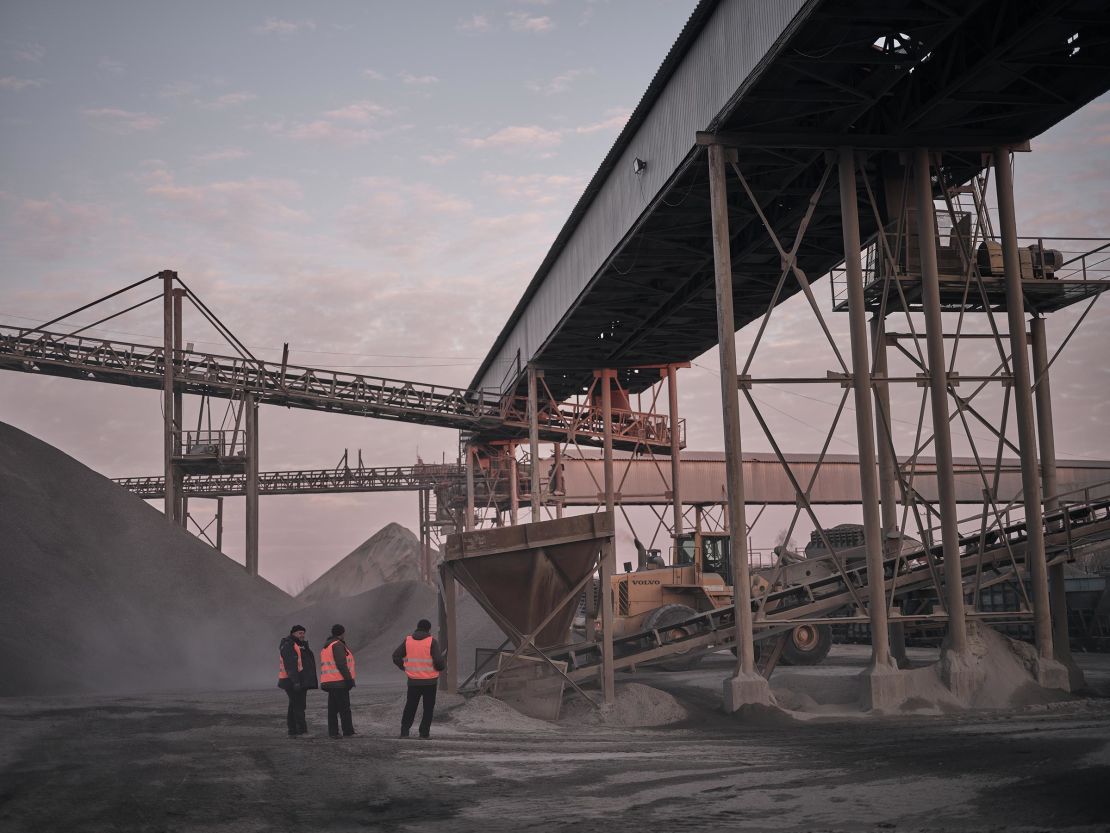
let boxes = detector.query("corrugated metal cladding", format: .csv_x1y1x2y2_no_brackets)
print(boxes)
477,0,810,393
556,455,1110,506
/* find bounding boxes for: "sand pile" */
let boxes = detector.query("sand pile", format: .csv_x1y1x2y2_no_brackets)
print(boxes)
298,523,425,604
446,694,559,733
0,421,295,697
560,683,688,727
282,579,505,679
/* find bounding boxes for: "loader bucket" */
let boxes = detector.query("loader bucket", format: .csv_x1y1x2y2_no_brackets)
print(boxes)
444,512,613,649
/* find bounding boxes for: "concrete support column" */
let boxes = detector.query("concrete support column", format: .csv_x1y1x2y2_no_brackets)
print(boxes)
172,288,186,526
465,445,476,532
707,143,772,711
162,271,176,523
913,148,969,661
508,443,519,526
839,148,900,709
872,316,909,669
994,149,1065,690
1031,316,1077,686
528,366,541,522
666,364,684,537
598,369,617,705
553,443,564,519
244,392,259,577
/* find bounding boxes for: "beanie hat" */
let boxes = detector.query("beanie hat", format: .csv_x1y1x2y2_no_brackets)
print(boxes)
417,619,432,632
331,624,346,637
290,624,306,634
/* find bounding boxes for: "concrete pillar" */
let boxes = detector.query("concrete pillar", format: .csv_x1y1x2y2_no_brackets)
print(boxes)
839,148,902,708
1031,316,1077,684
528,366,541,522
994,149,1066,690
162,272,176,523
667,365,684,537
872,316,909,669
913,149,969,653
598,369,617,705
707,143,773,711
553,443,564,519
245,392,259,577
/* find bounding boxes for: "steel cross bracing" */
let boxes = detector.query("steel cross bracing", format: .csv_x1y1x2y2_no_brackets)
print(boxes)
113,463,466,499
0,325,675,452
522,492,1110,683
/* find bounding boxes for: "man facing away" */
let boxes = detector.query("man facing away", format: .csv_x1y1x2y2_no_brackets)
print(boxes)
392,618,446,739
319,624,357,739
277,625,317,737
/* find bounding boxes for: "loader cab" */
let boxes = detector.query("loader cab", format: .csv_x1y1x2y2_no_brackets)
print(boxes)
674,531,733,587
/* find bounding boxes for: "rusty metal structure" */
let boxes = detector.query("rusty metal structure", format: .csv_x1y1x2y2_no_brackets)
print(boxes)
3,0,1110,713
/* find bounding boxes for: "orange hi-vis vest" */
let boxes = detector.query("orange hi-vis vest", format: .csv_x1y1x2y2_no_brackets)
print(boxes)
404,635,439,680
319,639,356,684
278,641,303,682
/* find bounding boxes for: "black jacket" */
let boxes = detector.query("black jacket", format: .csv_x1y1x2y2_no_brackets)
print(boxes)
392,629,447,687
321,636,355,690
277,636,318,690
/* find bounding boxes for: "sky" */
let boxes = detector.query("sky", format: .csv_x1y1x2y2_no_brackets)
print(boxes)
2,0,1108,594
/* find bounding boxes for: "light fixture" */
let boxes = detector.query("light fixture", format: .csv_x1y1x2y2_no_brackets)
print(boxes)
633,157,647,175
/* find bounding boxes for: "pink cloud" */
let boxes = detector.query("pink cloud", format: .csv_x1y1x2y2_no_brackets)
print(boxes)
81,107,163,133
1,76,47,92
254,18,315,36
465,124,563,150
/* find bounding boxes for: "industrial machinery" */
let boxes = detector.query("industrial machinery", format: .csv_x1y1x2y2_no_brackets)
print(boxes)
598,529,836,671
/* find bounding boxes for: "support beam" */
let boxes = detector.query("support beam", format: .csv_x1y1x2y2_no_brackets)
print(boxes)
465,445,476,532
215,496,224,553
872,316,909,670
598,369,616,705
245,391,259,577
528,366,541,522
706,143,772,711
1030,317,1077,685
172,287,186,526
839,148,900,709
508,442,519,526
994,149,1064,691
553,443,564,519
418,488,427,581
914,148,969,668
666,365,684,537
439,562,458,694
162,271,176,523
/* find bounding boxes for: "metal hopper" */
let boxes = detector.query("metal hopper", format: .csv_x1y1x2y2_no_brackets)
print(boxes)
444,512,613,650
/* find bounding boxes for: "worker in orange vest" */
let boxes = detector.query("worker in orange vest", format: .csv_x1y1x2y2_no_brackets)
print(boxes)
319,624,357,739
391,618,446,738
277,625,317,737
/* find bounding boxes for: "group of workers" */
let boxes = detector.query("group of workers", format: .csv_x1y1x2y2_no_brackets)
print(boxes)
277,618,446,739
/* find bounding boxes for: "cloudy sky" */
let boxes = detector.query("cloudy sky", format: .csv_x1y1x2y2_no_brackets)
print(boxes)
2,1,1108,593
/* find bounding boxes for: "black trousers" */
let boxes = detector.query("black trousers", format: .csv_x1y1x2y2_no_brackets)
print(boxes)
327,687,355,737
401,685,437,737
285,687,307,735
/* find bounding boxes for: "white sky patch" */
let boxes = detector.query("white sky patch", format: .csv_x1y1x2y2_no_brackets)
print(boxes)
254,18,316,36
458,14,491,33
159,80,200,99
363,68,386,81
98,57,126,75
508,11,554,32
400,72,439,85
419,152,457,166
81,108,164,133
193,148,250,164
0,76,46,92
528,68,593,95
482,172,585,206
574,109,630,134
465,124,563,150
201,91,258,109
322,100,392,122
13,43,45,62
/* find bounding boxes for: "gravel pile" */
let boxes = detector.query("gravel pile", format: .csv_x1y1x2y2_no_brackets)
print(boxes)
0,421,295,697
297,523,427,604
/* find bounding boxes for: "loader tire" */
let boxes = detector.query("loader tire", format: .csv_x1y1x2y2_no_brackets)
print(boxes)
643,604,703,672
779,623,832,666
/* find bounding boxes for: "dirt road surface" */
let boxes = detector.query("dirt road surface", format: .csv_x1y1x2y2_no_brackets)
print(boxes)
2,647,1109,832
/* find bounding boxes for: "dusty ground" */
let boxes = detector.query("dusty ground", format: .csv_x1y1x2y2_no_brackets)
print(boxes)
2,646,1109,833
